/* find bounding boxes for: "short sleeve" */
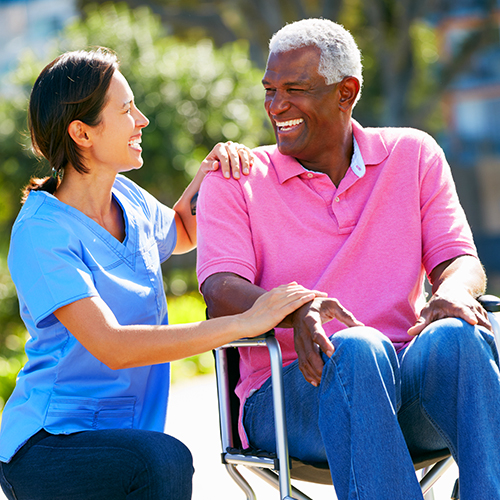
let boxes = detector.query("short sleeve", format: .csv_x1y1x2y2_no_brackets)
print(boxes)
419,136,478,274
141,189,177,262
196,172,257,288
8,218,98,329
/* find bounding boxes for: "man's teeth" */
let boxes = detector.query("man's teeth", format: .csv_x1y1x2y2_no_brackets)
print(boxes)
276,118,303,129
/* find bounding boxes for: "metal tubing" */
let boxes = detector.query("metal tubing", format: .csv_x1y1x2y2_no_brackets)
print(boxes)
419,457,454,495
249,468,313,500
225,464,257,500
266,336,294,499
215,348,233,452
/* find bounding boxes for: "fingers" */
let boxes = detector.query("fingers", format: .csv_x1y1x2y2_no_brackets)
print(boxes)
320,298,363,328
407,316,428,337
408,297,493,337
242,284,317,339
209,141,254,179
294,323,326,387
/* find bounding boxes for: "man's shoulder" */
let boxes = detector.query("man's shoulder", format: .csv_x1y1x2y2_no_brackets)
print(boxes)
356,121,437,149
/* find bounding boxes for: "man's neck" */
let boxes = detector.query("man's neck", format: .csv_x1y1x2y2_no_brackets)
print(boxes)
299,135,354,187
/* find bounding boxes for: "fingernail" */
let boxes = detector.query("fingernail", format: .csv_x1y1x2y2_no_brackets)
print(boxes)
224,171,230,178
243,168,249,174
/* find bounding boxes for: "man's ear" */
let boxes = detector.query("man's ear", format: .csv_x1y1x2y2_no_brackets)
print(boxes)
338,77,360,112
67,120,92,148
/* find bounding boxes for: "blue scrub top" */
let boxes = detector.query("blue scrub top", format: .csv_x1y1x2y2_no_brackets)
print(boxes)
0,175,177,462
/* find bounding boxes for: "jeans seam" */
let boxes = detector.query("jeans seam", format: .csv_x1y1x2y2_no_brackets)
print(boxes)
0,463,18,500
328,358,360,499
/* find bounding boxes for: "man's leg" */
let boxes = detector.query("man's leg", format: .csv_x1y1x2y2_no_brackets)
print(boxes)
319,326,423,500
398,317,500,500
244,326,424,500
0,428,194,500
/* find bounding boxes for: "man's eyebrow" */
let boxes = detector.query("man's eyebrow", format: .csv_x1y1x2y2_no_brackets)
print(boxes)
262,79,308,87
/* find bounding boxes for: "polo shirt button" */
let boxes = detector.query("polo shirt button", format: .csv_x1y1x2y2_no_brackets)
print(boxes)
335,196,340,202
307,173,314,178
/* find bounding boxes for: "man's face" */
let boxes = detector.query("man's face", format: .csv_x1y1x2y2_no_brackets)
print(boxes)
262,45,341,165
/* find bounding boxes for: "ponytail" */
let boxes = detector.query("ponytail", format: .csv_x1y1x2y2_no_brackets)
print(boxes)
21,170,61,204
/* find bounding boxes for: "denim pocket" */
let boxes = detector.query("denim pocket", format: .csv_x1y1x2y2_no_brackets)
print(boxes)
45,396,137,431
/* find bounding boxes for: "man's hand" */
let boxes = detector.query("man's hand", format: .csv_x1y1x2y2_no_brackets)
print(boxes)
408,288,491,336
291,297,363,387
408,255,491,337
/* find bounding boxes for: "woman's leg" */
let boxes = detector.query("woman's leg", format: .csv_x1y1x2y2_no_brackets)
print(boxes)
0,428,193,500
399,317,500,500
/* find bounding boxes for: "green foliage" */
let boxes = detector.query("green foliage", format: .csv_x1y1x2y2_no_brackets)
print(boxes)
167,292,215,383
0,2,271,402
0,256,27,410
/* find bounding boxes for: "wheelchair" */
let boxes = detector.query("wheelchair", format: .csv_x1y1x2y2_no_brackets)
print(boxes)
213,295,500,500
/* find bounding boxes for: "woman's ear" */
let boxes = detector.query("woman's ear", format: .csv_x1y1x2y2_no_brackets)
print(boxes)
67,120,92,148
338,77,360,112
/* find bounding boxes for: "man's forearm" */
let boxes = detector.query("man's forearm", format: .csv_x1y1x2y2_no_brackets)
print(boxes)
201,272,297,328
201,273,266,318
430,255,486,298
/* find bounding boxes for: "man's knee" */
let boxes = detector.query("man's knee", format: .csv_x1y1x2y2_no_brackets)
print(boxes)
419,317,498,365
322,326,399,388
329,326,396,363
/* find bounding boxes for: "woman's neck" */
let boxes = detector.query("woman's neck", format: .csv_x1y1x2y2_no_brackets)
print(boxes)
55,167,125,242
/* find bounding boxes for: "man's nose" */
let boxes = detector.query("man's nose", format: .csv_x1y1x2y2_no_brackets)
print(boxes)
267,90,290,115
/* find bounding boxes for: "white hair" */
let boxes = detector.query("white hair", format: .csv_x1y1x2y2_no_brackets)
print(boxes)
269,18,363,105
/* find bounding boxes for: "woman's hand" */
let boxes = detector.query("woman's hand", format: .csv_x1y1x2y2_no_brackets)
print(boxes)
173,141,254,254
200,141,254,180
238,283,327,338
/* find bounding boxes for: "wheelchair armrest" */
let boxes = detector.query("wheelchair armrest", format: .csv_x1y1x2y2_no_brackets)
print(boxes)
478,295,500,313
220,329,276,349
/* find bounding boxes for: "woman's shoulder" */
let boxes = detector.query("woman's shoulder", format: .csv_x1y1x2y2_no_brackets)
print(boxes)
13,191,65,232
10,191,82,253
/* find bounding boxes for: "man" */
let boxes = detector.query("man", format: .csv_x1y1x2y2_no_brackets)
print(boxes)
197,18,500,500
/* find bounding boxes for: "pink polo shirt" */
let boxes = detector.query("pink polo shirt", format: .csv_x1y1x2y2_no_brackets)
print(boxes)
197,120,477,428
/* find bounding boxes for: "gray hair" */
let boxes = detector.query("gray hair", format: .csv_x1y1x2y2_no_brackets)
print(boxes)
269,18,363,105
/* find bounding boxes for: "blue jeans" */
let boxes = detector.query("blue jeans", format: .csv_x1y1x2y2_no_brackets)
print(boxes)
243,319,500,500
0,428,194,499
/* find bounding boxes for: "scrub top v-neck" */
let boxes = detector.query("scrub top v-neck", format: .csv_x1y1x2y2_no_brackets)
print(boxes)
0,174,177,463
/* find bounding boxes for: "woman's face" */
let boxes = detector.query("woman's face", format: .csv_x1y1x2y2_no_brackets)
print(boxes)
88,71,149,173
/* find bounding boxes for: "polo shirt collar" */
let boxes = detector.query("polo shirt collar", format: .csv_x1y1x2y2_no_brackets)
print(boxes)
271,119,389,184
352,119,389,167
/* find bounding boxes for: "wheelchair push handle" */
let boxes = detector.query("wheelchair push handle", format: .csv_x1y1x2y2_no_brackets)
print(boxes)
478,295,500,313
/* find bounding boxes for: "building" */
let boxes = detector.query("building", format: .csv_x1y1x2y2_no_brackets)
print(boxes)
0,0,78,95
433,0,500,286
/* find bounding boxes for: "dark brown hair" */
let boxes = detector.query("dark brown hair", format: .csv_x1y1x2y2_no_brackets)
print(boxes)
22,48,119,202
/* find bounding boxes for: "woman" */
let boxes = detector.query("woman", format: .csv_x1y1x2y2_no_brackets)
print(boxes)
0,48,322,500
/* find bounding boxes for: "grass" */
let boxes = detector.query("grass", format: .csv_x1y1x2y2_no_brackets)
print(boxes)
167,291,215,384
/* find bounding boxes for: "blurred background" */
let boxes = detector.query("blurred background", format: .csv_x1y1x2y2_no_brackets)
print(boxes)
0,0,499,409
